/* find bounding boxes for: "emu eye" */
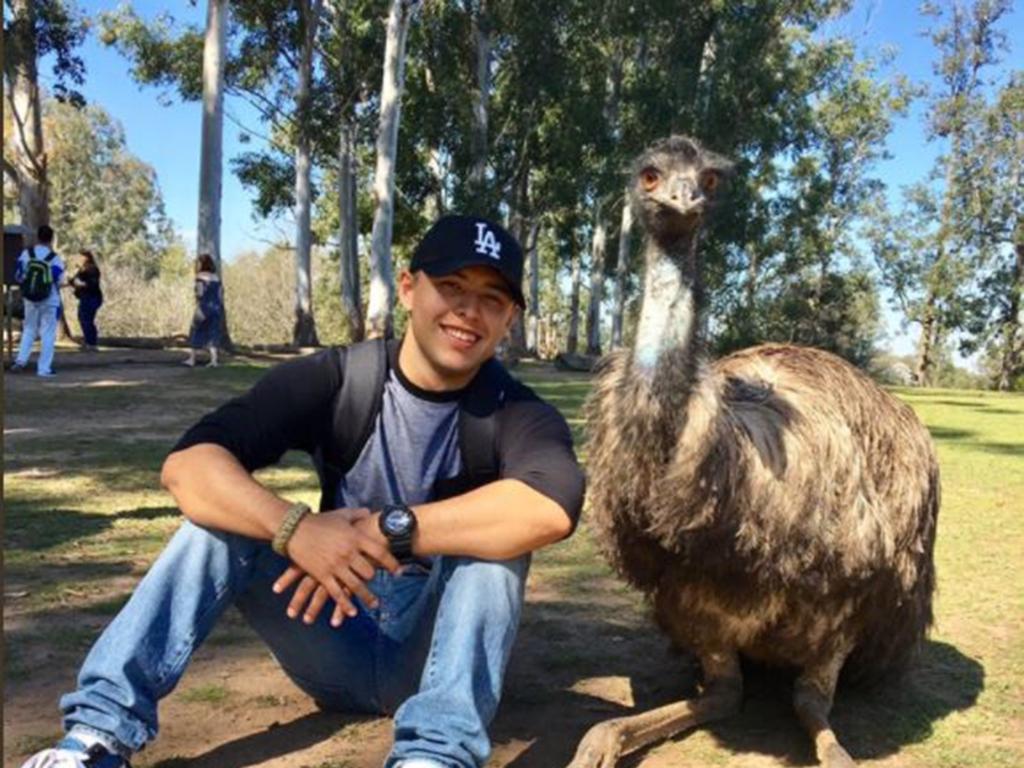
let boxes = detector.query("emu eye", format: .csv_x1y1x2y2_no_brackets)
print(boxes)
700,170,720,196
640,168,661,191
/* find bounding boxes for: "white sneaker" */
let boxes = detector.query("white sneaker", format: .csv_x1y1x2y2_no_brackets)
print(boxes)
20,736,128,767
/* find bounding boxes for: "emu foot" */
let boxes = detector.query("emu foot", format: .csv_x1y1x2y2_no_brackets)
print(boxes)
822,742,856,768
566,720,624,768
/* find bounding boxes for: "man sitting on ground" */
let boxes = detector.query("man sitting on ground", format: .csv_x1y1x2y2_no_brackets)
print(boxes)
22,214,585,768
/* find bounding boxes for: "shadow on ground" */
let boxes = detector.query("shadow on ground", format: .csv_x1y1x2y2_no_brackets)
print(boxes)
488,601,984,768
151,711,376,768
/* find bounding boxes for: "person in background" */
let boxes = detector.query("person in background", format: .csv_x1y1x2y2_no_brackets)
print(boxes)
183,253,223,368
12,224,65,377
68,250,103,352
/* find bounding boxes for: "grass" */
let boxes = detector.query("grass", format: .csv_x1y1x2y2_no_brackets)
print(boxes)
4,356,1022,767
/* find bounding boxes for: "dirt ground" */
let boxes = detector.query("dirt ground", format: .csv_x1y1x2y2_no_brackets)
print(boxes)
2,347,998,768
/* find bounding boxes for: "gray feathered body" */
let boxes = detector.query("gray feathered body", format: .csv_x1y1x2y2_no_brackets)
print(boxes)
586,343,939,681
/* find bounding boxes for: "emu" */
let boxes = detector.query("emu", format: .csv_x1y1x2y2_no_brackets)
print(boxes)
569,136,939,768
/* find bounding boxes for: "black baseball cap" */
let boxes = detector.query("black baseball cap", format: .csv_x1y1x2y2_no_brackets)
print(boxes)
409,215,525,307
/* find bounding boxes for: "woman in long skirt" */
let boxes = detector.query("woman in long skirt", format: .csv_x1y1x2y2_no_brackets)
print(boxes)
184,253,224,367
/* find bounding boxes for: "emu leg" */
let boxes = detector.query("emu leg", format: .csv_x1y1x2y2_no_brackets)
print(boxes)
566,650,741,768
793,645,856,768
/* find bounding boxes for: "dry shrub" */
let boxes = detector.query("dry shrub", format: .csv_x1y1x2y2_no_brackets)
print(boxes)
222,248,295,345
76,247,356,347
96,264,193,338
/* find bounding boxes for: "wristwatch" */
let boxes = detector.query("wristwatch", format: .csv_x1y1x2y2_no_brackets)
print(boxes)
378,503,418,561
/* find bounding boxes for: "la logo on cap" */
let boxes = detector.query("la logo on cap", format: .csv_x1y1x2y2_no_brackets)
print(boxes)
474,222,501,260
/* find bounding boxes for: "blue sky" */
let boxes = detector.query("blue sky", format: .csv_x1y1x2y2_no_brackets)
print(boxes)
36,0,1024,356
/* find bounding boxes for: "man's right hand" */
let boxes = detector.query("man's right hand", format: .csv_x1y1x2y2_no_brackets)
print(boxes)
274,508,400,626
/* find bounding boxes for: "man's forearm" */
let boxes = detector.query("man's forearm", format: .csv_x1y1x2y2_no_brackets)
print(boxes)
161,443,291,539
408,479,573,561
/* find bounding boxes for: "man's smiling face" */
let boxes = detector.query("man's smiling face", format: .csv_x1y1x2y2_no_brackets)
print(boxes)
398,265,519,390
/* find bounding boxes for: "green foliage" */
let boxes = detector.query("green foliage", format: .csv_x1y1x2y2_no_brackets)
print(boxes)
870,1,1013,385
959,72,1024,388
83,0,1017,374
3,0,89,105
97,7,203,102
39,99,180,276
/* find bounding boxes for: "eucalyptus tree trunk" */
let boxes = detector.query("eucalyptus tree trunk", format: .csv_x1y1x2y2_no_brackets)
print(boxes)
338,120,364,343
526,221,540,355
421,61,445,220
915,295,938,386
425,145,446,220
567,229,581,355
367,0,419,339
4,0,49,237
197,0,232,346
998,238,1023,390
585,216,607,356
468,0,491,201
197,0,226,267
611,191,632,348
505,167,532,359
916,150,961,385
292,0,322,347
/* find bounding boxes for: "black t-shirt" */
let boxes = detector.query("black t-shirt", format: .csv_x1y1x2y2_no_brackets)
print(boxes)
72,265,102,300
172,347,586,527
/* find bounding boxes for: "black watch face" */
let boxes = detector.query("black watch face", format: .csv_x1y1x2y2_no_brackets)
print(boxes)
382,507,414,536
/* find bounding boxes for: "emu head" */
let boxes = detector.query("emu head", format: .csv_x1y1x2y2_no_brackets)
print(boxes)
629,135,733,249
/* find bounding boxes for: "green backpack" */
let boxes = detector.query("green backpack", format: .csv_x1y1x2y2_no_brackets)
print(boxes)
20,250,57,302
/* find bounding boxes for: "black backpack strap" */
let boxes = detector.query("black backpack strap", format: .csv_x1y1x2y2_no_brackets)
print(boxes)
335,337,389,471
316,337,390,511
432,358,505,501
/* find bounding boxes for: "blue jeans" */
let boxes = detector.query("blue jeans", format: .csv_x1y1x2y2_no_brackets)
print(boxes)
59,521,529,767
77,294,102,346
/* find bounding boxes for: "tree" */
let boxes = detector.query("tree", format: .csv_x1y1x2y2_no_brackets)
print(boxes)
366,0,420,338
963,72,1023,389
292,0,322,346
585,215,607,355
38,100,180,276
726,48,913,365
906,0,1010,384
197,0,227,268
3,0,87,239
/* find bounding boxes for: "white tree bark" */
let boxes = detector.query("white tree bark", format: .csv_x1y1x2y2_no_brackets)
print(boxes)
339,119,363,342
567,229,581,355
526,221,540,355
611,190,632,348
585,215,607,356
469,0,491,194
366,0,420,339
5,0,49,238
292,0,322,346
197,0,227,267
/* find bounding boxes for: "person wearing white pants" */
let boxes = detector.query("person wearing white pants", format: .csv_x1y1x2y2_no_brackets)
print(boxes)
13,225,65,378
17,299,61,376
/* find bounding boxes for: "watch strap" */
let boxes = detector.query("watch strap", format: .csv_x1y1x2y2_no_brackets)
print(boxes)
379,504,417,560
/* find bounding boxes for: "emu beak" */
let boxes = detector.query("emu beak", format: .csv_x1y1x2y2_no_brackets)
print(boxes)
656,175,705,219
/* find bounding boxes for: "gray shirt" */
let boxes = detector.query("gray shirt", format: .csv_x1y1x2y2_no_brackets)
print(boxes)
335,369,462,510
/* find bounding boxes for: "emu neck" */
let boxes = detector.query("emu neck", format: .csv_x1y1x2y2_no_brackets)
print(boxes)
633,235,701,389
623,233,704,460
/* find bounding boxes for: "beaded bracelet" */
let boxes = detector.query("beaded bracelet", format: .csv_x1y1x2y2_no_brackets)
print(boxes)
272,501,312,556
